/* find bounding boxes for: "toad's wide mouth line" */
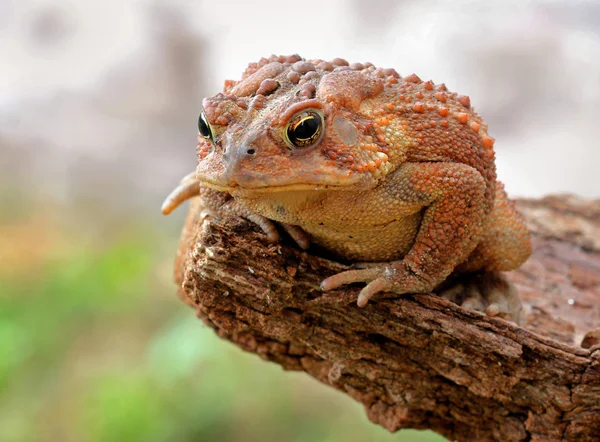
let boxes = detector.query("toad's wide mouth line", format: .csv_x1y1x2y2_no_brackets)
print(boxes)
197,178,358,194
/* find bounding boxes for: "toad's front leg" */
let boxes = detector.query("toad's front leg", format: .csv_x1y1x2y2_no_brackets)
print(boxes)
321,162,490,307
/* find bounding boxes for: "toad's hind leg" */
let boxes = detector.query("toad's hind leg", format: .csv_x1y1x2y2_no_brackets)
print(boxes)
460,181,532,273
442,181,532,324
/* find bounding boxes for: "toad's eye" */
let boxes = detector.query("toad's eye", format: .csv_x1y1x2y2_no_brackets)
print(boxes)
198,112,213,140
285,110,324,148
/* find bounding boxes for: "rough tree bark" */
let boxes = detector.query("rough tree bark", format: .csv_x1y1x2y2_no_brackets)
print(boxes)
173,195,600,442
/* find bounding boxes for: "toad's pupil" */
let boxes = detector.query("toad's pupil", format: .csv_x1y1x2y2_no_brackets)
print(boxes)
292,116,319,140
198,114,211,138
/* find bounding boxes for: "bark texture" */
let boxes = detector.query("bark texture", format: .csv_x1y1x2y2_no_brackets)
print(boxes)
174,195,600,442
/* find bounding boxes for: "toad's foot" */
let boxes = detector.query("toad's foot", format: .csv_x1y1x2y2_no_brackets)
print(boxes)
439,271,523,324
209,200,310,249
320,261,433,308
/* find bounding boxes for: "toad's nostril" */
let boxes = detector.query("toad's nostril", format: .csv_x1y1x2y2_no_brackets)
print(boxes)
246,148,256,155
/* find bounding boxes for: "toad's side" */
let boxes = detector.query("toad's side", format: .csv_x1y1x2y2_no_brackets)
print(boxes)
162,55,532,323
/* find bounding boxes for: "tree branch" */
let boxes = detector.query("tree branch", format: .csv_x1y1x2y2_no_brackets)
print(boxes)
173,195,600,442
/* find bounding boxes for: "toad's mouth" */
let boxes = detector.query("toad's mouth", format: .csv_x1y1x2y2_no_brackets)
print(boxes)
198,178,352,194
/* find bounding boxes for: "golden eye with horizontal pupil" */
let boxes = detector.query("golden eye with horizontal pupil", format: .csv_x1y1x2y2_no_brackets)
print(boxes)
285,110,324,148
198,112,213,140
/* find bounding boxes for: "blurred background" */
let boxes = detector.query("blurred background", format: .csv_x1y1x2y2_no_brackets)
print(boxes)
1,0,599,441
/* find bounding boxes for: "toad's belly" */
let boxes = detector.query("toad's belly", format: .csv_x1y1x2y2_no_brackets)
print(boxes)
236,190,423,261
305,213,422,261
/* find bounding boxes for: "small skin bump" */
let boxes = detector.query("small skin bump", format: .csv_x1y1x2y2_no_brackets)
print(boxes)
423,81,434,91
470,122,480,132
383,68,400,78
215,115,230,125
256,79,279,96
331,58,349,66
197,142,211,160
224,79,237,91
482,135,495,149
318,61,334,71
375,152,388,161
287,71,301,84
458,95,471,108
405,73,422,83
293,61,316,74
286,54,302,63
413,102,425,113
249,94,268,111
299,83,317,99
456,113,469,124
373,68,386,78
435,92,447,103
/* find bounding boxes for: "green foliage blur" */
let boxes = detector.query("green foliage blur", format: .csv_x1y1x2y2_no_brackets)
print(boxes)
0,206,446,442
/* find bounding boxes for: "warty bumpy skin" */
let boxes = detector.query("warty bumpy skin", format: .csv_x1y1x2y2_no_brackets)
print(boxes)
162,54,532,322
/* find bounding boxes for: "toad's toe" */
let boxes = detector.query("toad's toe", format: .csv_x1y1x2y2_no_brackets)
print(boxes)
439,271,523,324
